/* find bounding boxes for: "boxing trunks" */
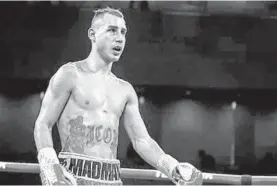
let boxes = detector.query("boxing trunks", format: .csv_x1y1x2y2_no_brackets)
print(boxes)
58,152,123,186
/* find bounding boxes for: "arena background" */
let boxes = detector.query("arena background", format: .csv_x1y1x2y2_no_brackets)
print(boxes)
1,1,277,184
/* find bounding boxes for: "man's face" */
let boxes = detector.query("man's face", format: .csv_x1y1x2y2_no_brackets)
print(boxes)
92,13,127,63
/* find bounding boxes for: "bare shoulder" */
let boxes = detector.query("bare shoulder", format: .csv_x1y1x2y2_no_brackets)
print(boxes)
112,76,137,102
54,62,78,79
50,62,78,91
113,75,135,92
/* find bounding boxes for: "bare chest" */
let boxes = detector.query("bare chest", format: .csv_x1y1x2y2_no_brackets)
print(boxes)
71,75,127,116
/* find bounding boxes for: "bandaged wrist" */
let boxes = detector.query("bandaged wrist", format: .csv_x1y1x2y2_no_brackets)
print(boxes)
37,147,60,185
37,147,59,165
157,154,179,179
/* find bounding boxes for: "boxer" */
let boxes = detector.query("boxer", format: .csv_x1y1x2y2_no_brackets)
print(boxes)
34,7,203,186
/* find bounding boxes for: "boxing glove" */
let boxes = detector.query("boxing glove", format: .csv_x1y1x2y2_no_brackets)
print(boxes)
172,163,203,186
38,147,77,185
157,154,203,185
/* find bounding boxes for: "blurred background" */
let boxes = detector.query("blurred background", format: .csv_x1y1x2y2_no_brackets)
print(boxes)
1,0,277,184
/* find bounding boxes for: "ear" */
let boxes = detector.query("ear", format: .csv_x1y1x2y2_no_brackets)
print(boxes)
88,27,96,42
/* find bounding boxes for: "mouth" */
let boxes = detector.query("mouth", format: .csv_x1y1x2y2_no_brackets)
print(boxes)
112,46,122,52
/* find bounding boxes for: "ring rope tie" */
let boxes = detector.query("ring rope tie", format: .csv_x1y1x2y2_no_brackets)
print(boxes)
0,161,276,185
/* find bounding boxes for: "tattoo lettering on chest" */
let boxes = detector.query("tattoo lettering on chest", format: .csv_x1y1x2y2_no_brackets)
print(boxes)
63,116,118,155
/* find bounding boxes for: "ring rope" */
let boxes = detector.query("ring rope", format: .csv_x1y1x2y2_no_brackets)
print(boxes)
0,161,276,185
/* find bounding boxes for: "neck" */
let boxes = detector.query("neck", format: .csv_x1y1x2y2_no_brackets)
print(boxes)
84,50,113,75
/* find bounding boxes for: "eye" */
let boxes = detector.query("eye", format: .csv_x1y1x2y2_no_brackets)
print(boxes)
109,28,117,33
121,30,126,35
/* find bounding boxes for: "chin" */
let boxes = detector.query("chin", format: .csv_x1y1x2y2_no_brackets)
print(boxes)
113,58,120,62
109,55,121,62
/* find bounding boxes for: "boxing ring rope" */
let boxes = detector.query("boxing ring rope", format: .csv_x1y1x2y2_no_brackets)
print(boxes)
0,161,276,185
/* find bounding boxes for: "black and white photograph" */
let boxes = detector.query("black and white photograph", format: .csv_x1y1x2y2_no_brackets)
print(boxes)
0,1,277,185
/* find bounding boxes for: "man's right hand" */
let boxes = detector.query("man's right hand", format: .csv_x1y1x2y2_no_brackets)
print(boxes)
38,147,77,186
40,163,76,185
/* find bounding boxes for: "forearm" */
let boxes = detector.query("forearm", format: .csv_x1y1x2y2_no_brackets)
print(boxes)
132,137,179,177
34,122,61,184
34,123,54,151
132,137,202,185
132,137,164,167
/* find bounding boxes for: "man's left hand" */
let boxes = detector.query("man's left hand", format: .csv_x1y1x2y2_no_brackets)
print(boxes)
172,163,203,186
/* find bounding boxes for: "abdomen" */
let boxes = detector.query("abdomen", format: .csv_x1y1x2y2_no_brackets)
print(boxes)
57,102,119,159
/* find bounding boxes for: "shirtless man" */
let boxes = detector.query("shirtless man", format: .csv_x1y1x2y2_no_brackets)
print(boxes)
34,7,203,186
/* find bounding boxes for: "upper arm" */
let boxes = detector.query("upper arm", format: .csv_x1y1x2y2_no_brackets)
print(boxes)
35,64,76,130
122,84,150,142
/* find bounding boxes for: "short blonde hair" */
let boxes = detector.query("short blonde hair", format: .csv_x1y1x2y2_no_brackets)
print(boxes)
91,7,124,28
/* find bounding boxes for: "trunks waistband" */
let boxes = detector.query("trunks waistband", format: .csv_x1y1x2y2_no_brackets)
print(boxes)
58,152,121,184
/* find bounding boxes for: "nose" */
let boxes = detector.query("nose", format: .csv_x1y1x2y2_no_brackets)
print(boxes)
115,32,124,44
115,36,123,43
